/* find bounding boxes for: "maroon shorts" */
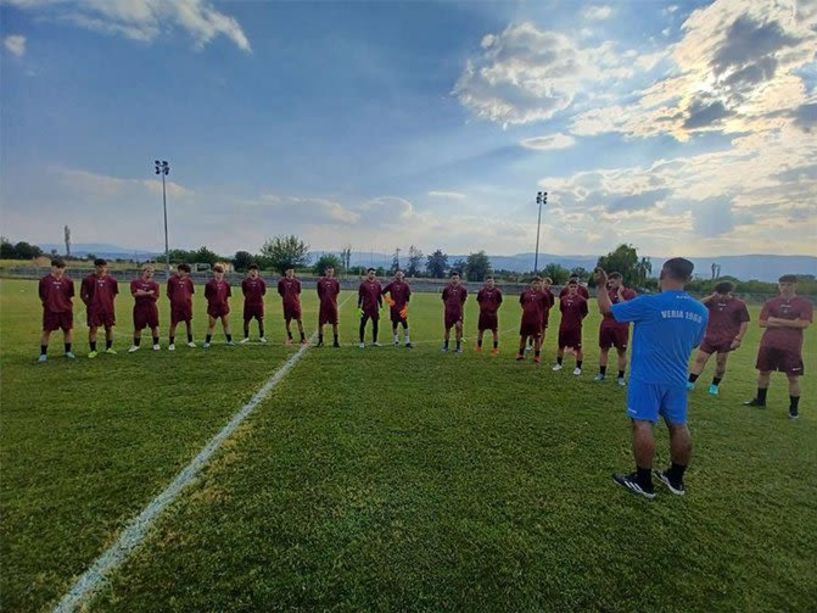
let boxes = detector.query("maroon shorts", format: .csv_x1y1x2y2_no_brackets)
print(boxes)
478,312,498,332
133,305,159,330
319,305,338,326
519,319,542,338
756,346,804,376
558,328,582,349
43,310,73,333
599,324,629,350
243,304,264,321
390,307,407,324
207,305,230,319
445,311,463,329
361,308,380,321
700,338,734,355
87,309,115,328
171,304,193,325
283,303,301,321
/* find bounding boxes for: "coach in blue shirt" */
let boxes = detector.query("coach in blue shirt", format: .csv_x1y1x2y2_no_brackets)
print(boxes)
595,258,708,499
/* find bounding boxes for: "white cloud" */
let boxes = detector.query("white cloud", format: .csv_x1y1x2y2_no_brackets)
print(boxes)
3,34,26,57
427,191,467,200
520,132,577,150
5,0,251,52
453,22,634,126
582,5,613,21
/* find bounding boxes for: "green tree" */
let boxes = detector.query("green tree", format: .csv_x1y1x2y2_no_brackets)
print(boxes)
233,250,255,272
571,266,590,281
0,237,15,259
313,253,342,275
426,249,448,279
406,245,423,277
596,244,650,287
193,246,220,266
13,241,43,259
465,251,492,281
261,235,310,274
451,258,467,275
542,263,570,284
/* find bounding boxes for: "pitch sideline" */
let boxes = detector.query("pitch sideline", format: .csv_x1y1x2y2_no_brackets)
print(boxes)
54,295,352,612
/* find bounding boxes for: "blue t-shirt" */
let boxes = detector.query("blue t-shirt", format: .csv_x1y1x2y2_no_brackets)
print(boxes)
611,290,708,387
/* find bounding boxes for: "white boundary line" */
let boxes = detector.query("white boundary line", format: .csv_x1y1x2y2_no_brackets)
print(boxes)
54,295,352,612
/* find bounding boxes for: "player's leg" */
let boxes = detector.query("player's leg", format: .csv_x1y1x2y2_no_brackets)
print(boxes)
596,346,610,381
454,321,463,352
476,328,484,351
284,315,294,344
709,352,729,394
688,349,712,389
221,314,234,344
613,381,659,498
185,319,195,346
658,421,691,495
787,374,801,419
150,325,160,350
317,322,325,346
553,345,565,370
63,327,74,357
296,318,306,344
358,314,368,347
615,348,627,384
516,335,526,360
533,333,542,364
104,324,116,353
393,320,400,345
130,323,143,352
168,320,178,349
402,319,411,347
746,369,772,407
574,347,584,375
39,329,52,361
257,315,266,342
88,324,99,357
372,316,379,345
443,322,451,351
242,315,251,342
205,315,217,347
491,328,499,353
331,322,340,347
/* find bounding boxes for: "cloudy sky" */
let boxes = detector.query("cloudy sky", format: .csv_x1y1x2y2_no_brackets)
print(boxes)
1,0,816,258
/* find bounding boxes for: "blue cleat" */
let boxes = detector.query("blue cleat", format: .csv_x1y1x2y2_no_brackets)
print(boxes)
65,352,76,359
708,384,719,396
686,382,695,392
37,354,47,363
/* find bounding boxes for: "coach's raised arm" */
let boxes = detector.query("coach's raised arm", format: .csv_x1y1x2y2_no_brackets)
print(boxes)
593,268,612,314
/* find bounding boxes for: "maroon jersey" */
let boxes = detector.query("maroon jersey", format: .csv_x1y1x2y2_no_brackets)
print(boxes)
358,280,383,317
541,290,555,326
81,274,119,314
477,287,503,314
205,279,231,315
559,294,588,330
520,289,547,325
560,285,590,299
704,296,750,345
442,283,467,317
241,277,266,307
130,278,159,305
167,273,194,308
602,287,637,325
759,296,813,353
39,274,75,313
277,277,302,307
383,280,411,309
317,277,340,307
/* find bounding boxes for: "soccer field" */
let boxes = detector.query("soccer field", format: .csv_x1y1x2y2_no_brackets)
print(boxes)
1,277,815,611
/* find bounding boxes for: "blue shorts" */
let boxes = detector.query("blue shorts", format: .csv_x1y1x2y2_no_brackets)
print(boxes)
627,380,688,424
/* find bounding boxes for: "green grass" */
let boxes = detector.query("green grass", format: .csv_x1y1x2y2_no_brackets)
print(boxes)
1,277,815,611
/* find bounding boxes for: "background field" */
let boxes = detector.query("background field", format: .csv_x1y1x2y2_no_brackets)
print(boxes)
1,277,815,611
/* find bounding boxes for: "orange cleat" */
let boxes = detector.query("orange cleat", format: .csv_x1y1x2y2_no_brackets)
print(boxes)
533,356,541,364
475,346,483,353
491,348,500,355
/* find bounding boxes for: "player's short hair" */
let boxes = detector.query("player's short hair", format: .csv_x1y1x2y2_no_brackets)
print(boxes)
567,279,578,286
248,263,259,271
662,257,694,281
142,264,154,272
779,274,798,283
51,258,66,268
177,263,191,273
609,272,623,280
532,276,543,282
367,267,376,273
485,276,494,281
542,276,552,284
714,281,734,294
93,258,107,266
213,264,224,273
451,270,461,277
569,275,579,281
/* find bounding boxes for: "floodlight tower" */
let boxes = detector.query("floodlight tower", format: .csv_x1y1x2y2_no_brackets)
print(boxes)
154,160,171,274
534,190,548,274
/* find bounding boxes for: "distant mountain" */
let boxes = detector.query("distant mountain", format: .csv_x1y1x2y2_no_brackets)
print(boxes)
37,244,815,283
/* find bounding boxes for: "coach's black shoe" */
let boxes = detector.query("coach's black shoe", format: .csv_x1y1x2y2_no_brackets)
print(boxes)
743,398,766,408
333,341,341,348
612,473,655,499
655,470,685,496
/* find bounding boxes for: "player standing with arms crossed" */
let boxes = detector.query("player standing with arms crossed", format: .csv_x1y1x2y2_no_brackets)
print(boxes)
595,260,707,499
316,265,341,347
517,277,547,364
744,275,812,419
278,268,306,345
476,277,502,354
687,281,750,395
128,264,161,353
540,277,555,347
595,272,636,385
441,271,467,353
167,263,196,351
81,258,119,358
240,264,267,344
358,268,383,348
382,270,412,347
38,258,76,362
204,264,234,348
553,280,588,375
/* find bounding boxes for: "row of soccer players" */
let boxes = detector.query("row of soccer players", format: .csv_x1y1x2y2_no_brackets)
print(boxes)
37,258,811,412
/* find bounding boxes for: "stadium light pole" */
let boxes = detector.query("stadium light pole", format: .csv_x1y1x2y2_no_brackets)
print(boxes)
534,191,548,274
154,160,171,275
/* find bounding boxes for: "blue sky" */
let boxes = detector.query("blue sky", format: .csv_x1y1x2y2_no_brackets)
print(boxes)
1,0,816,258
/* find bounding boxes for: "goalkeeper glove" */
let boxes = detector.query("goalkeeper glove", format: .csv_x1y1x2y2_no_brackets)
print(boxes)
399,305,408,319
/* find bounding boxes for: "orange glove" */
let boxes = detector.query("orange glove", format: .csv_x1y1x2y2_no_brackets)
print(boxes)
399,305,408,319
385,296,395,307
